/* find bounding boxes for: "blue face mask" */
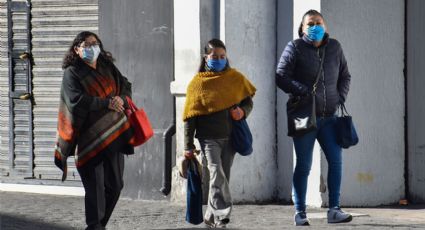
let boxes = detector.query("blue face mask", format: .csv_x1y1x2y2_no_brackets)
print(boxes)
207,59,227,72
307,25,325,42
82,45,100,63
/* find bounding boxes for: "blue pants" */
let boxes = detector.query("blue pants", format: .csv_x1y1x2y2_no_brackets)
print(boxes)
292,116,342,212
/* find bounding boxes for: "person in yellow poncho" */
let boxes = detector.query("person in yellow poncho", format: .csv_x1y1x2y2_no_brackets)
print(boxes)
183,39,256,228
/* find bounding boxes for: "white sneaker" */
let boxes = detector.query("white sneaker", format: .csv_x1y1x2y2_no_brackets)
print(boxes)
294,211,310,226
327,207,353,223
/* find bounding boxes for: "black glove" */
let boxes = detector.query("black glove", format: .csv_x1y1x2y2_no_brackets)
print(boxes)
291,80,309,96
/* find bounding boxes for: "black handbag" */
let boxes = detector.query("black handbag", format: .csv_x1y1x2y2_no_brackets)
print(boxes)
335,104,359,148
287,48,326,137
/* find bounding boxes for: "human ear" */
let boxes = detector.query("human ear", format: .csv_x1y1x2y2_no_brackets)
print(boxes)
74,46,80,55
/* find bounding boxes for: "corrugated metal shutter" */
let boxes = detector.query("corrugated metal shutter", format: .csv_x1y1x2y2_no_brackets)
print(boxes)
0,0,33,177
0,0,9,176
11,1,33,177
31,0,98,180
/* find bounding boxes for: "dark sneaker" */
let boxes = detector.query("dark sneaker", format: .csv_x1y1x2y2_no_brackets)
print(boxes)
204,218,215,228
215,218,229,228
294,211,310,226
327,207,353,223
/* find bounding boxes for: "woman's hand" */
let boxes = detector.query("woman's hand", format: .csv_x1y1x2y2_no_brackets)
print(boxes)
108,96,125,112
230,107,245,121
184,150,195,159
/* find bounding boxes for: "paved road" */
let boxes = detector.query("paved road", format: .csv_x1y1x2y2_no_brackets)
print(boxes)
1,192,424,229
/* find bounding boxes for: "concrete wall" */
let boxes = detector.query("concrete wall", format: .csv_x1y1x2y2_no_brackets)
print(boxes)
225,0,277,202
321,0,405,206
99,0,174,200
170,0,201,202
407,0,425,203
276,0,294,202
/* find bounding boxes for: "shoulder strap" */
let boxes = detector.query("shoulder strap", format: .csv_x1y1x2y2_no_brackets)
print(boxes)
312,47,326,94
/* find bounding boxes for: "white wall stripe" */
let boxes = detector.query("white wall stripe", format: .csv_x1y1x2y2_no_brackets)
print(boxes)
0,183,84,196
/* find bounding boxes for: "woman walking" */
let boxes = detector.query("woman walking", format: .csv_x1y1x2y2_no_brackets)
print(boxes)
55,31,133,230
276,10,352,226
183,39,256,228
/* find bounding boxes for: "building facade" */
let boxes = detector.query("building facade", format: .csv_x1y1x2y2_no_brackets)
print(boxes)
1,0,424,207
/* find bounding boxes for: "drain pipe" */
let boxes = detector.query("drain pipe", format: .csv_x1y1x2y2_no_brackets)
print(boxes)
160,122,176,196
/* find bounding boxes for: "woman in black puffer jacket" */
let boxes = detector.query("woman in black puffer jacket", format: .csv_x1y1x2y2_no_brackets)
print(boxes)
276,10,352,226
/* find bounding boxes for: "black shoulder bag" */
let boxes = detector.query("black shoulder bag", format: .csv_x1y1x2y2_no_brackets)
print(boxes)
287,47,326,137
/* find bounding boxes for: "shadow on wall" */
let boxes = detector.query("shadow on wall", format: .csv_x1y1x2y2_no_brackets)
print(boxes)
0,214,73,230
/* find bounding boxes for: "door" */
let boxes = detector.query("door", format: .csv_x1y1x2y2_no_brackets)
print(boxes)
99,0,174,200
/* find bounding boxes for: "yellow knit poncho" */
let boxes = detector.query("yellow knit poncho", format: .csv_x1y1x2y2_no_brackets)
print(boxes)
183,68,256,121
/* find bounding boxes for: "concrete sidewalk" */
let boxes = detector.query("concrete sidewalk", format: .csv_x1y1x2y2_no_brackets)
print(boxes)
1,191,424,230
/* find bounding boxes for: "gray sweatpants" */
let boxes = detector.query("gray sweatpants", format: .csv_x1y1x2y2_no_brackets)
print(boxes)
199,138,235,223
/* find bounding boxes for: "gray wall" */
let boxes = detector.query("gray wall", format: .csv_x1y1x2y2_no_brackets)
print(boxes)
407,0,425,203
276,0,294,202
321,0,405,206
99,0,174,200
225,0,277,202
199,0,220,47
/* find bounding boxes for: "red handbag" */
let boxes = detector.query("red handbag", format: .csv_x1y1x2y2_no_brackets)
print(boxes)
125,96,154,146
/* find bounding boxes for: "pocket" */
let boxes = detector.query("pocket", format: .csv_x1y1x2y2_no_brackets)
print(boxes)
287,95,312,111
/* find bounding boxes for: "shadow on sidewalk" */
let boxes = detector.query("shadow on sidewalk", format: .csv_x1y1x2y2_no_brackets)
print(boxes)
0,213,74,230
381,204,425,210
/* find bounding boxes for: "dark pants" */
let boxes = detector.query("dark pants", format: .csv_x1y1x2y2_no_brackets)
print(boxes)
78,151,125,230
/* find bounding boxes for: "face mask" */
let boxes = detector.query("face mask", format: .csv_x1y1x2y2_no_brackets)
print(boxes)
207,59,227,72
307,25,325,42
82,45,100,63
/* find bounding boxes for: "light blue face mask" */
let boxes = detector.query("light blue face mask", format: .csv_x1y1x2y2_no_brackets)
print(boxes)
207,59,227,72
307,25,325,42
82,45,100,63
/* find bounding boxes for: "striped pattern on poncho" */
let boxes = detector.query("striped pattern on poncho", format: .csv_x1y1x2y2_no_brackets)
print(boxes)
54,58,133,180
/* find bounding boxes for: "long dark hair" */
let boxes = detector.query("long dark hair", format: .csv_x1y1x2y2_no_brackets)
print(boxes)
62,31,114,69
198,38,230,72
297,10,324,38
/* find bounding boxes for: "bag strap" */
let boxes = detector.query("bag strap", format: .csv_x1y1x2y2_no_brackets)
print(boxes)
312,47,326,94
126,96,137,112
339,103,350,116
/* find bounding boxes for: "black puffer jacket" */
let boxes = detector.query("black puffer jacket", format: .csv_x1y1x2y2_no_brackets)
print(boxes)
276,34,351,116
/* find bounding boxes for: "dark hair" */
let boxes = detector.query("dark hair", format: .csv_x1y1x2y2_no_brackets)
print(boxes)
198,38,230,72
298,10,324,38
62,31,114,69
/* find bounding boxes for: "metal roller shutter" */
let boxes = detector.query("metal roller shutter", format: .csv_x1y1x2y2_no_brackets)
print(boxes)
0,0,9,176
1,0,33,178
0,0,99,181
31,0,98,180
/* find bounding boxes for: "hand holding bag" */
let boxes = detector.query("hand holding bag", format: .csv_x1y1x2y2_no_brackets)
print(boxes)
287,47,326,137
335,103,359,148
125,96,154,146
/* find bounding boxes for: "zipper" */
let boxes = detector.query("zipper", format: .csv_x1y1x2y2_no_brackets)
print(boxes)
322,67,326,117
317,48,326,117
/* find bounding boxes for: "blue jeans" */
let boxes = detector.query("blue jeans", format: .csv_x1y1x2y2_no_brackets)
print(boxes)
292,116,342,212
